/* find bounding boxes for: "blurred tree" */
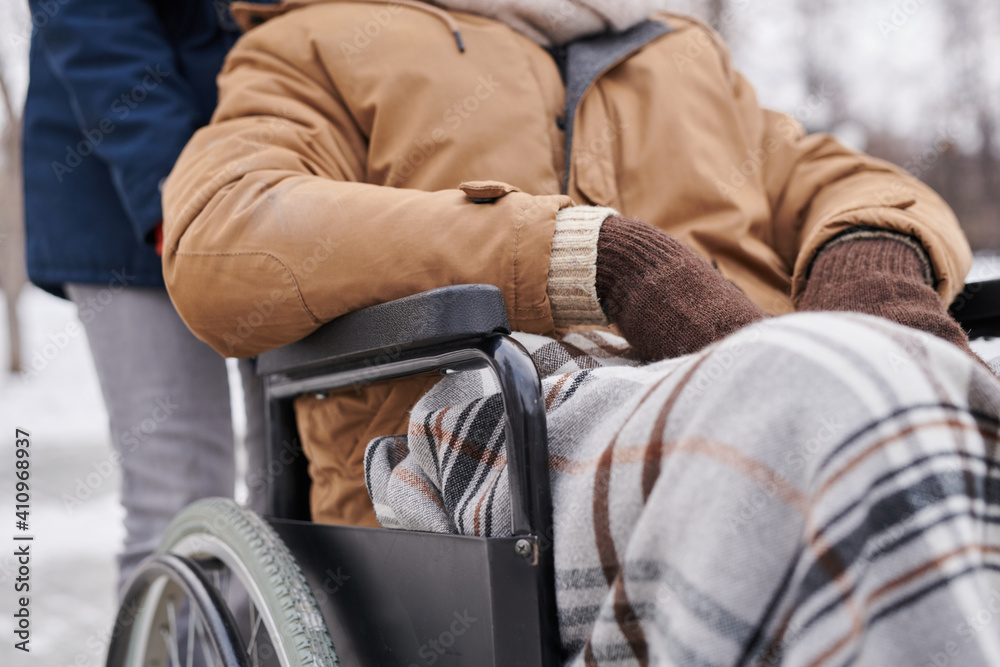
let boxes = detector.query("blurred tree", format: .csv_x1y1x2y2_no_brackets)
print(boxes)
938,0,999,247
0,50,26,373
796,0,847,131
706,0,729,38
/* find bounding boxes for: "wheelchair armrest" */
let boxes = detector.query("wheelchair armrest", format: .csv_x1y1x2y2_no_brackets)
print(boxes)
257,284,511,376
950,278,1000,339
257,284,551,546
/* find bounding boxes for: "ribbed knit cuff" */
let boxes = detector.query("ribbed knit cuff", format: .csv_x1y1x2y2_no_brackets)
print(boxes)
547,206,616,328
800,233,940,314
799,232,975,357
817,229,935,287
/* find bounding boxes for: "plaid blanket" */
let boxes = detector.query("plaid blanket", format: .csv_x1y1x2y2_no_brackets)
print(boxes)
365,313,1000,666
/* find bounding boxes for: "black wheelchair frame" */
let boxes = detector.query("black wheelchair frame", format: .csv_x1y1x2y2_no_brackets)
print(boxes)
255,278,1000,666
107,277,1000,667
258,285,560,667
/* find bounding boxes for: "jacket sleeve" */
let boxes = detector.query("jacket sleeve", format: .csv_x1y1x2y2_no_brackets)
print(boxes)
32,0,203,243
162,26,571,357
711,28,972,305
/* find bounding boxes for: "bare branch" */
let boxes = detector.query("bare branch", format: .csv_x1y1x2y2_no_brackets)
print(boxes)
0,50,18,128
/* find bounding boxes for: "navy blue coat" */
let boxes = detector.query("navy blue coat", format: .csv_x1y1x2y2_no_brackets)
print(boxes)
23,0,240,295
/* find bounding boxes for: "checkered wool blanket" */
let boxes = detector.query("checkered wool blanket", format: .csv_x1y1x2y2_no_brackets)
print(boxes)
365,313,1000,666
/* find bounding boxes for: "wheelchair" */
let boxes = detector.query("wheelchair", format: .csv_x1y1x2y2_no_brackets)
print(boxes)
103,277,1000,667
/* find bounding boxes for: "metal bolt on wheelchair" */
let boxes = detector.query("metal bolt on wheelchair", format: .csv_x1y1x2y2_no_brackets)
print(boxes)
104,279,1000,667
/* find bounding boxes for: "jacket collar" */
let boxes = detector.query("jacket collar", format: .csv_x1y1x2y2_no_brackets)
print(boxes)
560,19,673,192
427,0,668,46
231,1,665,48
232,0,460,43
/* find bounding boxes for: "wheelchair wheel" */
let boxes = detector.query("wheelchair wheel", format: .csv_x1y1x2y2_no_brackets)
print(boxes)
108,498,339,667
105,553,250,667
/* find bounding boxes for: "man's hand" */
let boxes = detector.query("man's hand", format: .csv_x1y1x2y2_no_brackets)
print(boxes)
798,232,975,356
595,215,765,361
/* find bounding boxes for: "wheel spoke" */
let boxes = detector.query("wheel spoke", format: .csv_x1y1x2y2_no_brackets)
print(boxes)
111,500,339,667
194,614,219,667
247,602,262,667
160,627,176,667
186,601,196,667
166,600,181,667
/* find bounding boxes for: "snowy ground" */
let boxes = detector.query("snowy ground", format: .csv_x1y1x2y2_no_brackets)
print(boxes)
0,287,246,667
0,288,119,667
0,257,998,667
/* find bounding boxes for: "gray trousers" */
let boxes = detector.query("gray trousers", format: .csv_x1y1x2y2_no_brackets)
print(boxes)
66,285,266,592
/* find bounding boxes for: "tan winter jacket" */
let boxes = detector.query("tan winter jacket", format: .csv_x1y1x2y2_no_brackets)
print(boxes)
162,1,972,526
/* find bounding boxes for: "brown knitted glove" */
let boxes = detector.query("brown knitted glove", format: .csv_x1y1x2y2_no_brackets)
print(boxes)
798,233,973,353
595,215,765,361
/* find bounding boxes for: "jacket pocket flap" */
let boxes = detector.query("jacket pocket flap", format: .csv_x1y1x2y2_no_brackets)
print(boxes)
460,181,521,203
